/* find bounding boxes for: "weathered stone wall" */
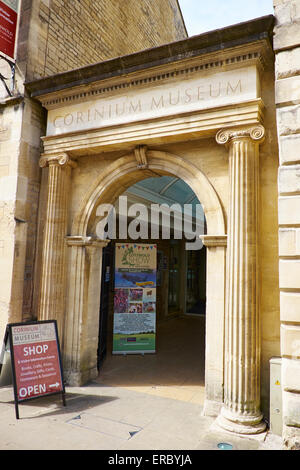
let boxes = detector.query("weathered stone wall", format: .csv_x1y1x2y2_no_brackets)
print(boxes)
0,96,46,335
0,100,25,336
0,0,186,344
259,62,281,420
19,0,187,80
273,0,300,449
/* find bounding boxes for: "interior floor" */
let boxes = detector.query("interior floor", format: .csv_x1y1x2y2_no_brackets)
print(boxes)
95,315,205,404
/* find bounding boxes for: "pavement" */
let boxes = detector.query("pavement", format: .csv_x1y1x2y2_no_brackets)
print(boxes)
0,381,283,451
0,317,284,451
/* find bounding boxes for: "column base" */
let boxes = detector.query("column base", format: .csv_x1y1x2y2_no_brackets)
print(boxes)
203,399,223,417
216,406,267,435
63,366,98,386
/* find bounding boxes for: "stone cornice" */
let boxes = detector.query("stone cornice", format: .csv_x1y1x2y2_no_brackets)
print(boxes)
26,15,274,107
26,40,273,112
36,51,267,110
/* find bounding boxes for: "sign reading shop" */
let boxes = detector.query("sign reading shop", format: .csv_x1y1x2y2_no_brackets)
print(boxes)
47,65,259,136
1,320,66,419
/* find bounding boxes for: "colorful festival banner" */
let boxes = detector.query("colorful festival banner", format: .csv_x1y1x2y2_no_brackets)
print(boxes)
113,243,157,354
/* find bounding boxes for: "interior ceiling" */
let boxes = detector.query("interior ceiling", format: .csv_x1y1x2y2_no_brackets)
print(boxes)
125,176,201,207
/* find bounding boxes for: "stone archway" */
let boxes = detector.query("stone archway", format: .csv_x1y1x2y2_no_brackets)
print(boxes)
62,149,227,416
38,121,267,433
72,150,226,236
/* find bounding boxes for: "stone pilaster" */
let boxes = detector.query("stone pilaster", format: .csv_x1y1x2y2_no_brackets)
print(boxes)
64,236,110,386
216,125,266,434
38,153,76,338
200,234,227,417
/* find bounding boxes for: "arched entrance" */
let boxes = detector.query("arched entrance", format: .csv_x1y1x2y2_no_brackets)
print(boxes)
62,150,227,417
95,173,207,401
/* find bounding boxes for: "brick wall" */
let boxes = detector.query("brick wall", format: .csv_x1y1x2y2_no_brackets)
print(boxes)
274,0,300,450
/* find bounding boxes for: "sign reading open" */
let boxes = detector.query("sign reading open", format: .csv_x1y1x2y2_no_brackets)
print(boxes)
1,320,66,419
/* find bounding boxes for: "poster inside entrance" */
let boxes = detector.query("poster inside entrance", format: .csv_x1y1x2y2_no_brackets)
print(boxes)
113,243,157,354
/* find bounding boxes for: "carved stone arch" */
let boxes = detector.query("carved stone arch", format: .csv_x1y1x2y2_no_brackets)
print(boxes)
72,150,226,237
65,150,226,417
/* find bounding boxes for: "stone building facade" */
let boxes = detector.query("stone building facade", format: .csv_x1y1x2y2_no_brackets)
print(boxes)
0,0,186,343
274,0,300,449
20,0,186,80
1,0,300,449
27,14,278,436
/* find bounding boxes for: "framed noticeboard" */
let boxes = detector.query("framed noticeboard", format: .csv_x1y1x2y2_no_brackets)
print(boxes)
1,320,66,419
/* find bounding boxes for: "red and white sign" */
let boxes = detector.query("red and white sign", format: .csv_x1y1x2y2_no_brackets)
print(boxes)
0,0,20,61
10,322,64,401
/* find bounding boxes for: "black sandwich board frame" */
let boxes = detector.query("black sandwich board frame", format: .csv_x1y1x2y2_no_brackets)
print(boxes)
0,320,66,419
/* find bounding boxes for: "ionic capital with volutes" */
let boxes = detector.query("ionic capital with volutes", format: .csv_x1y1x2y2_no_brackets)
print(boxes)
39,152,77,169
216,124,265,147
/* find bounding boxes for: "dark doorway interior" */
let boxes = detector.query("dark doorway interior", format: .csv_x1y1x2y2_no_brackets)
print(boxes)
186,248,206,315
97,244,113,370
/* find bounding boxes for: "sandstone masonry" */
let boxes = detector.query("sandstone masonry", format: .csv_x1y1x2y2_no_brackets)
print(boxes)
274,0,300,450
0,0,186,345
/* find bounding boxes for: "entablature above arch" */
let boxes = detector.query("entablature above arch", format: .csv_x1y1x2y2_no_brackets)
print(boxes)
26,24,274,157
41,98,265,157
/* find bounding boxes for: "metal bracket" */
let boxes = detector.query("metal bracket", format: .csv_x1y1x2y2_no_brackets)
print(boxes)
0,55,15,97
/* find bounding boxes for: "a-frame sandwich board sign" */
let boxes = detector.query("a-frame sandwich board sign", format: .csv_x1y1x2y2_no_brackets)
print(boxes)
0,320,66,419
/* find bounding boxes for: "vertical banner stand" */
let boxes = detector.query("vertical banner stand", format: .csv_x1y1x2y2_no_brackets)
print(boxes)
113,243,157,355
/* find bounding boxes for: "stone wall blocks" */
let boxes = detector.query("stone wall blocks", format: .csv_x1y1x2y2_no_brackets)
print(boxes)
279,259,300,289
280,291,300,323
28,0,187,80
274,21,300,52
278,164,300,194
282,357,300,392
274,1,300,26
279,134,300,165
275,47,300,79
275,75,300,105
283,425,300,450
277,105,300,136
278,195,300,225
281,323,300,357
274,0,300,445
282,390,300,427
279,228,300,257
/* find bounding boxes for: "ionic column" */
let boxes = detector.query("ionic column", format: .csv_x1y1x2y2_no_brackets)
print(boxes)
38,153,76,338
216,125,266,434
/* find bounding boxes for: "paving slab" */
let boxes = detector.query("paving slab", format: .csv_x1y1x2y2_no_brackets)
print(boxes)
0,383,283,451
